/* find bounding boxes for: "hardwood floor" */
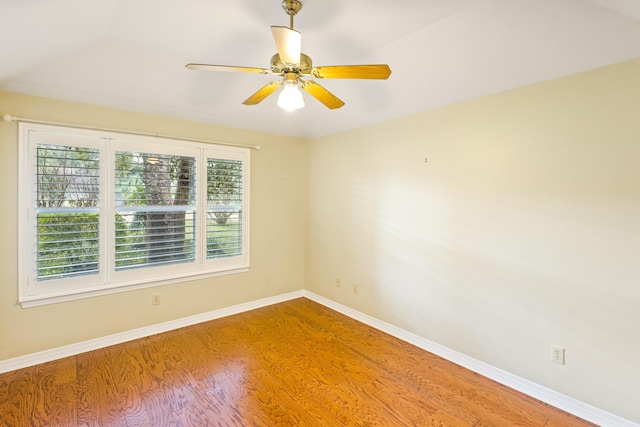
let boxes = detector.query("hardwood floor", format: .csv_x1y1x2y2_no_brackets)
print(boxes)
0,298,596,426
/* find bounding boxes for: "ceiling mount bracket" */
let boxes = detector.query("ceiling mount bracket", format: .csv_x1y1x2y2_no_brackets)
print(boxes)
282,0,302,29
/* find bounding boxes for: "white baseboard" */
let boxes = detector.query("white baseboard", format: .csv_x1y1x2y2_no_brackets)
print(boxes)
0,290,305,374
302,291,638,427
1,289,636,427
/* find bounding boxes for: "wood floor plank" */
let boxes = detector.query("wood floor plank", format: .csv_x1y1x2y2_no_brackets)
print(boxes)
546,410,601,427
427,409,479,426
284,300,483,424
0,358,77,427
261,302,441,424
0,297,599,426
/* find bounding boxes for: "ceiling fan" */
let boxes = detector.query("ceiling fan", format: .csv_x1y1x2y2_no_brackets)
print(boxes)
185,0,391,111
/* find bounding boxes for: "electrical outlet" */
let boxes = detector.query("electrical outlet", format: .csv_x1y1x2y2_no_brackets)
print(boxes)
551,345,565,365
353,284,358,294
336,278,341,288
151,294,160,306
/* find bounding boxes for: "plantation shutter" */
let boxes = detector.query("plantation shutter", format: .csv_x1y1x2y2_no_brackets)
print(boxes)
206,157,243,259
114,150,197,271
35,143,101,281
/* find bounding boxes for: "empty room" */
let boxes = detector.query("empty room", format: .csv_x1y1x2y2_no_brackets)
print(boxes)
1,0,639,426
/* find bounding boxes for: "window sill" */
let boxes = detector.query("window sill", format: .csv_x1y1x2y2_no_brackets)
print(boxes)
19,267,250,308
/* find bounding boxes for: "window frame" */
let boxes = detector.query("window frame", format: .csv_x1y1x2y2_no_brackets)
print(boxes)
18,123,250,308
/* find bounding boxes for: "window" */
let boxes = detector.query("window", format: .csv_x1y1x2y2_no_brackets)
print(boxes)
18,123,250,307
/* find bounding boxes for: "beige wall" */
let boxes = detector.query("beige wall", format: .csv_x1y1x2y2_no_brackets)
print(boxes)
306,59,640,423
0,91,307,359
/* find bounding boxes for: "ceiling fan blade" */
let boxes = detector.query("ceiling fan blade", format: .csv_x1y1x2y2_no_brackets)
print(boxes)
311,64,392,80
301,80,345,110
243,81,282,105
185,63,272,74
271,26,301,66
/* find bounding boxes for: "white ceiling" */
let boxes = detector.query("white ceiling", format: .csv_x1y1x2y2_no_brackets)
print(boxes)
2,0,640,139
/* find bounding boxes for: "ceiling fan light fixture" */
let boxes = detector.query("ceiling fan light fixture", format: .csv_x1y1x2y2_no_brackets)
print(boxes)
186,0,391,110
277,80,305,111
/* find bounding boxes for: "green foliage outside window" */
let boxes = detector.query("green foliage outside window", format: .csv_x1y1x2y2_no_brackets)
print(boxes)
37,212,99,280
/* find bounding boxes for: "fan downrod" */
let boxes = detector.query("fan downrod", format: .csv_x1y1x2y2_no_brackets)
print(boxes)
282,0,302,28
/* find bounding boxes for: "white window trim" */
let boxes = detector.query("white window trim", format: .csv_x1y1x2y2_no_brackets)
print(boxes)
18,123,250,308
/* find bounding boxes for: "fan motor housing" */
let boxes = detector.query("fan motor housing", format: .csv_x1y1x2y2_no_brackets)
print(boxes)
271,53,312,74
